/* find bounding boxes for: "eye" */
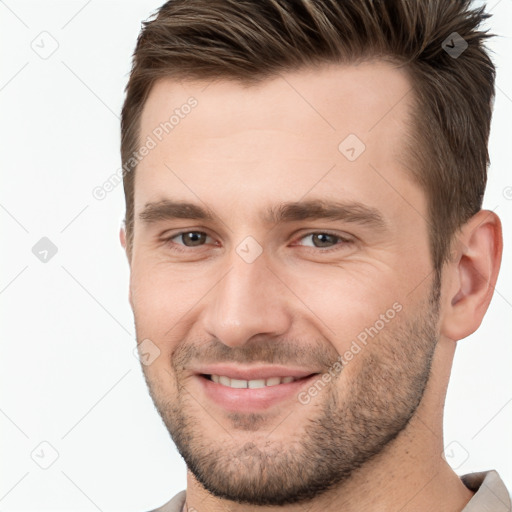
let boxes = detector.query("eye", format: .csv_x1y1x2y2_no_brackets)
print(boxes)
161,230,353,254
295,232,353,251
165,231,215,249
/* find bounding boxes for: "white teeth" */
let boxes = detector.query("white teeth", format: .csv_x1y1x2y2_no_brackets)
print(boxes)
229,378,247,389
209,375,299,388
219,376,230,386
248,379,266,389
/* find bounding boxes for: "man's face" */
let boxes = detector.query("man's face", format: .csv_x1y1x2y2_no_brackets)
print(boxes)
127,62,440,504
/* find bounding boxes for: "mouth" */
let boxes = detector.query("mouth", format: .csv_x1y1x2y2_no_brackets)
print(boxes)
203,373,310,388
193,366,321,412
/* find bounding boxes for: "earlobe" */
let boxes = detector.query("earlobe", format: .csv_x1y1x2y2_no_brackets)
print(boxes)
440,210,502,341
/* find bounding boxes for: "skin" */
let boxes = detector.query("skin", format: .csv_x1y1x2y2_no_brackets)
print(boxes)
120,61,502,512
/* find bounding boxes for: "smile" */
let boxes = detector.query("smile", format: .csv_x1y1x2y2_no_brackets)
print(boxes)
206,374,301,388
195,368,321,413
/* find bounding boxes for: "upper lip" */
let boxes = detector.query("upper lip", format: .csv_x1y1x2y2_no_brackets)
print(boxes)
194,364,320,381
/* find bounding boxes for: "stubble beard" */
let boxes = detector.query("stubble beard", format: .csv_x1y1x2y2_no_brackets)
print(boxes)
142,280,440,506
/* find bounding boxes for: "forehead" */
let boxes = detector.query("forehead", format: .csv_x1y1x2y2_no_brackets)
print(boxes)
134,61,420,223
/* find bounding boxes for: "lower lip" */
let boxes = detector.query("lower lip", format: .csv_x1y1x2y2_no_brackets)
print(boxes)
197,374,318,412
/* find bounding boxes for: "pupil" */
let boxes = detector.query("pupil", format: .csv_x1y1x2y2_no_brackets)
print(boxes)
184,232,205,246
314,233,334,247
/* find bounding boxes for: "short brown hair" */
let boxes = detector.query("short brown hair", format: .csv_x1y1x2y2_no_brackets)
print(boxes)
121,0,495,271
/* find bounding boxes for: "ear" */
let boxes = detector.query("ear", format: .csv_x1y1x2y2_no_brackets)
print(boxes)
440,210,503,341
119,223,130,264
119,224,126,250
119,223,133,306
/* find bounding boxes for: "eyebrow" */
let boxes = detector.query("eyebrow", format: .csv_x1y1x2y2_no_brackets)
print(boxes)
264,200,386,228
139,200,214,223
138,199,386,230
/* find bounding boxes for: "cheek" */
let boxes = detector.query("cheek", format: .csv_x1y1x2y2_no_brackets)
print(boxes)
129,267,191,361
283,264,402,348
130,263,196,321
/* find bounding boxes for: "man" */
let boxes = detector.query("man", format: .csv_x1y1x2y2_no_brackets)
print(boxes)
119,0,509,510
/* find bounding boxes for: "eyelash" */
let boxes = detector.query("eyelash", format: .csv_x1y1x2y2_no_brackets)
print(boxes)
161,230,353,254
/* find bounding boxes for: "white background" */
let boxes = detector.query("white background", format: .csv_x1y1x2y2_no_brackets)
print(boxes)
0,1,511,510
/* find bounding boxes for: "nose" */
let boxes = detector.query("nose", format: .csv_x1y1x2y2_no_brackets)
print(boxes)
201,248,292,348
